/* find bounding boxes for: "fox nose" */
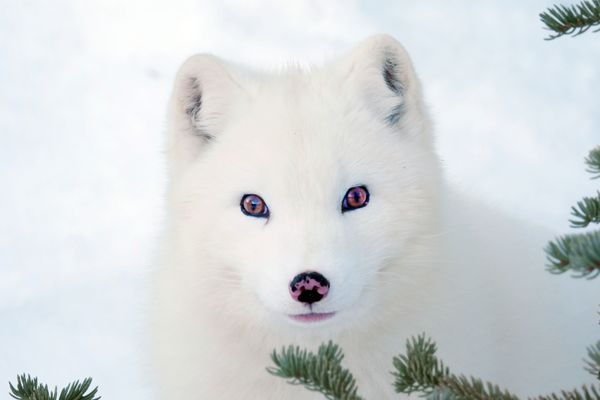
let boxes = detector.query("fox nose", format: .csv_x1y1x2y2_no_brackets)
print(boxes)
289,271,330,304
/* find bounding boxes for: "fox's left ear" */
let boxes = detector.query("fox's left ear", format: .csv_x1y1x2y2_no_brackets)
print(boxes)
334,34,427,132
166,54,243,177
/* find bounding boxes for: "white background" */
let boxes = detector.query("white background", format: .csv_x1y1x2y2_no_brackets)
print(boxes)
1,1,599,398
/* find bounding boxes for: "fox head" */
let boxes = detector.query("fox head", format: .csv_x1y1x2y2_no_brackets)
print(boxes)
161,35,441,338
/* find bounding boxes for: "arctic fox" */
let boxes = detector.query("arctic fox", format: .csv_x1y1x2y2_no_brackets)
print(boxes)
151,35,598,399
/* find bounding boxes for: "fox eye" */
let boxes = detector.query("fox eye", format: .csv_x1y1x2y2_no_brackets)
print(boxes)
342,186,370,212
240,194,269,218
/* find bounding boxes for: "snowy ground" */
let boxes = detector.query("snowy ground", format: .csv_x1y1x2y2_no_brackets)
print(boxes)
1,1,599,398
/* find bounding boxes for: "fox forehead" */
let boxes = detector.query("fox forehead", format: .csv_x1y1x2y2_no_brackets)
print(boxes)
197,84,406,208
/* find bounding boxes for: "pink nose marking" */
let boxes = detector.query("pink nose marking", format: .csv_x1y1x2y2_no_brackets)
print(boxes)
289,272,330,304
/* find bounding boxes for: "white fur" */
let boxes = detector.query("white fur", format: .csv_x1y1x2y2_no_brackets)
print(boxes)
150,35,598,399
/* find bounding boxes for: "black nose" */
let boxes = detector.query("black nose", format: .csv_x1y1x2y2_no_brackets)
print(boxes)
289,271,330,304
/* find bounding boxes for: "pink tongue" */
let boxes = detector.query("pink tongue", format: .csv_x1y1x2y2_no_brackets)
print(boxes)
290,312,335,323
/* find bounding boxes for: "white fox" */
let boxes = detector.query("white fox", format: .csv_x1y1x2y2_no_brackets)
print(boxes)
151,35,598,399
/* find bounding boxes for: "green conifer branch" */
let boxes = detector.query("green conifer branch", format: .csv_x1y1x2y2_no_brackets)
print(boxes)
393,335,600,400
570,194,600,228
545,231,600,278
585,340,600,381
570,148,600,227
268,335,600,400
266,341,364,400
585,148,600,179
540,0,600,39
534,385,600,399
393,334,519,400
8,374,100,400
391,334,451,396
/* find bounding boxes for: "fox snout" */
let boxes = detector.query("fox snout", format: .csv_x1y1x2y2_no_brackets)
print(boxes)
289,271,330,304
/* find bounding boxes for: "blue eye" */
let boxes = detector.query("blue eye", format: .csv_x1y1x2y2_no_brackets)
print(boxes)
342,186,369,212
240,194,270,218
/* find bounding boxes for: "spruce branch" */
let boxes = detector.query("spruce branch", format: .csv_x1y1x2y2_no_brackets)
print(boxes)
533,385,600,399
571,148,600,227
585,341,600,381
545,231,600,278
8,374,100,400
266,341,363,400
585,148,600,179
268,335,600,400
393,334,518,400
540,0,600,39
439,375,518,400
392,334,450,396
393,335,600,400
570,194,600,228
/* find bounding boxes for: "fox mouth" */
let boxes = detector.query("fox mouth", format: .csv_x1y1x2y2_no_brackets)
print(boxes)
289,311,336,323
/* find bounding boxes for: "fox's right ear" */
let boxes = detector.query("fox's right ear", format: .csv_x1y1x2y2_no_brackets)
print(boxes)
332,35,429,140
166,54,241,175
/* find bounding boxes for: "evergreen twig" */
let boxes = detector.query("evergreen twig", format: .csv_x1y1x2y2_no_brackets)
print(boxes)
570,148,600,227
585,341,600,381
266,341,363,400
533,385,600,399
8,374,100,400
391,334,450,396
585,148,600,179
570,194,600,228
540,0,600,39
545,231,600,278
393,334,518,400
393,335,600,400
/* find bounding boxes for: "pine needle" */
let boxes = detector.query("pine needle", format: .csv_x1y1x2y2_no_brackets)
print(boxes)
540,0,600,39
585,147,600,179
545,231,600,278
9,374,100,400
570,194,600,228
585,340,600,381
266,341,363,400
393,335,600,400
